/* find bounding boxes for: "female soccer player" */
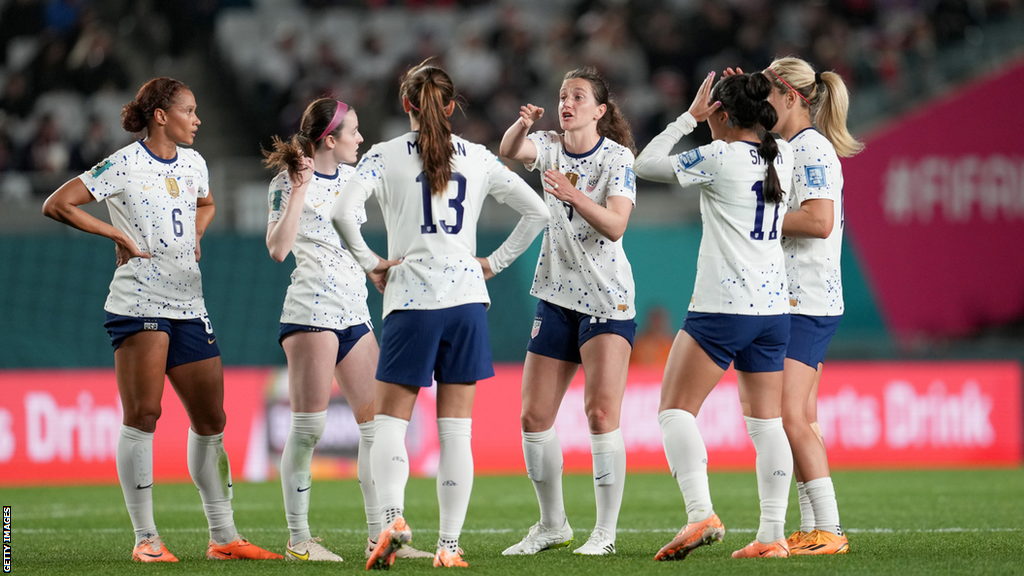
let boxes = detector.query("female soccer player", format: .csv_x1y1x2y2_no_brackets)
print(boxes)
760,57,860,555
633,71,796,560
331,61,549,569
263,97,432,562
499,67,638,557
42,77,281,562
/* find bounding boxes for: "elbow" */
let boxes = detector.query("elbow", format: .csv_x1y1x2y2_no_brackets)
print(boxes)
266,240,288,263
813,219,834,239
41,196,64,222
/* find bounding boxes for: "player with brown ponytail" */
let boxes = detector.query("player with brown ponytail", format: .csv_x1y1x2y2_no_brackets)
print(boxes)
331,61,549,569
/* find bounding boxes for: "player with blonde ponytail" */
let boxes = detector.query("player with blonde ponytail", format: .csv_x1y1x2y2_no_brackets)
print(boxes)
740,56,861,555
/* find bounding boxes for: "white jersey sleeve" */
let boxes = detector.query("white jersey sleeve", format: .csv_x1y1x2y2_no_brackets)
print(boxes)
524,131,637,320
781,128,844,316
479,151,549,274
78,141,209,319
672,139,794,315
270,166,371,329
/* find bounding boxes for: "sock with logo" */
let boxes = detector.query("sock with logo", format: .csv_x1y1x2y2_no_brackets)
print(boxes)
658,409,714,523
280,411,326,544
805,476,843,536
437,418,473,551
372,415,410,528
796,481,815,533
117,425,158,546
522,427,566,530
357,420,381,539
187,428,237,545
744,416,793,543
591,429,626,536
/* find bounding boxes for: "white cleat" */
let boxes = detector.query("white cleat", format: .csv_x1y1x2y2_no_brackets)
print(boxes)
573,528,616,555
502,519,574,555
286,536,343,562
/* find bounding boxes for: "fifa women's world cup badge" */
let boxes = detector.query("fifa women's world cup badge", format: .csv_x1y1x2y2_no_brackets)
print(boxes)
165,177,180,198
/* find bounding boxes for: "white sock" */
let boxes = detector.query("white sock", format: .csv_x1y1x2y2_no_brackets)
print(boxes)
591,429,625,536
437,418,473,550
797,481,815,533
117,425,157,545
358,420,381,539
658,410,713,523
805,477,843,536
280,411,326,544
372,415,410,527
744,416,793,543
187,428,237,545
522,428,566,529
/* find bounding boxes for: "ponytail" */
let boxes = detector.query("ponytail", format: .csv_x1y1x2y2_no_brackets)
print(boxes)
713,73,784,204
765,57,864,158
564,67,636,154
401,61,457,197
262,97,348,187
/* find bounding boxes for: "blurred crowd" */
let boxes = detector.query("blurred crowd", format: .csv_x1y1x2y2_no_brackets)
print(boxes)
1,0,1020,199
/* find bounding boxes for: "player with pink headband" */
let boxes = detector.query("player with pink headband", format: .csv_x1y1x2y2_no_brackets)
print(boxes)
263,97,433,562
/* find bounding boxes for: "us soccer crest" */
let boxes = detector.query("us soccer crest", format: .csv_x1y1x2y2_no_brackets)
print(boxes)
165,177,180,198
184,177,196,196
531,318,542,339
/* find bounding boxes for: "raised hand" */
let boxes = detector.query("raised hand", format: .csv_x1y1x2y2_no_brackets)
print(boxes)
688,72,722,123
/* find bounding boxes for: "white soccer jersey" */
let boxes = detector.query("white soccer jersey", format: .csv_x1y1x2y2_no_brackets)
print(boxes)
671,138,795,315
781,128,844,316
332,132,548,318
525,131,637,320
79,140,210,319
268,166,371,329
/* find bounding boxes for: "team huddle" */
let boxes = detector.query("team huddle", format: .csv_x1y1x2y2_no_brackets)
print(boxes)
42,54,861,567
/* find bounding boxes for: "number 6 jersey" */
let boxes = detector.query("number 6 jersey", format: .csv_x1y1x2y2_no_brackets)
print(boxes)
332,132,549,318
79,140,210,319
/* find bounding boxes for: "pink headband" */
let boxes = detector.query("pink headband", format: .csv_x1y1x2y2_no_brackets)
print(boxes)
767,68,811,107
315,101,349,142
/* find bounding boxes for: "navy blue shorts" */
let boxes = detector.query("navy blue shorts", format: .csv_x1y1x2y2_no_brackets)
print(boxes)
681,311,789,372
786,314,842,368
279,322,373,365
526,299,637,364
104,312,220,371
376,304,494,387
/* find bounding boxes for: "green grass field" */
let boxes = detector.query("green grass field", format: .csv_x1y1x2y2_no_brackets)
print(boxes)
3,469,1023,575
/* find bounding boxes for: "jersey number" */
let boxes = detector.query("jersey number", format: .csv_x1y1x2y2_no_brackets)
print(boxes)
418,172,466,235
749,181,780,241
171,208,184,237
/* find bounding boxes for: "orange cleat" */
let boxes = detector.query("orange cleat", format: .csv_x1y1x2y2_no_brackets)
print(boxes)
132,536,178,562
207,535,284,560
789,529,849,555
366,517,412,570
433,549,468,568
654,513,725,561
731,538,790,558
786,530,810,549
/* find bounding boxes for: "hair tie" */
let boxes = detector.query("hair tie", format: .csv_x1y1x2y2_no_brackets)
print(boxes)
315,101,349,142
814,72,823,85
768,67,811,107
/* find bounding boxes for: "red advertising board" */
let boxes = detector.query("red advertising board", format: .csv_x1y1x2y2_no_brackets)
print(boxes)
843,59,1024,339
0,362,1020,485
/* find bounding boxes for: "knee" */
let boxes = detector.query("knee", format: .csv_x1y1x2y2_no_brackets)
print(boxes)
585,406,612,432
781,411,809,437
520,411,553,433
192,409,226,436
123,403,161,433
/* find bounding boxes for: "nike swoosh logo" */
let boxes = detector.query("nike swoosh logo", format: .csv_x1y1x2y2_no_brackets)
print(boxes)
141,552,163,558
208,338,216,344
218,551,232,557
297,486,311,492
143,185,155,190
313,201,326,208
287,549,309,561
594,473,610,481
137,483,154,489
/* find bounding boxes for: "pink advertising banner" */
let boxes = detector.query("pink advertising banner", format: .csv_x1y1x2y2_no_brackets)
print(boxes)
843,59,1024,339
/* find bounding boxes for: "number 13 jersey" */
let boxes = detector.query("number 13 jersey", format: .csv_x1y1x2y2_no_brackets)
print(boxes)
671,139,794,315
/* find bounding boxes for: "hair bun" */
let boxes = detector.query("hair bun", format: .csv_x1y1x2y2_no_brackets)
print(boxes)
745,73,771,101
